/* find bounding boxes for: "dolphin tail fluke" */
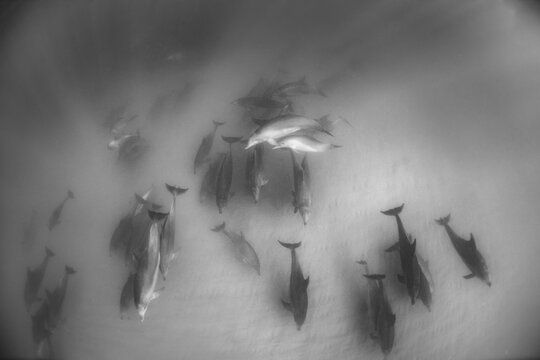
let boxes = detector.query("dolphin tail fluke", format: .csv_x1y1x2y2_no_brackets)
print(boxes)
381,203,405,216
165,183,189,197
435,214,451,226
65,265,76,275
221,136,243,144
45,247,55,258
147,210,169,222
211,222,226,232
278,241,301,250
363,274,386,280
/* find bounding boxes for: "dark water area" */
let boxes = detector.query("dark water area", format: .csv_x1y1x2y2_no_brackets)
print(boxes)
1,1,540,359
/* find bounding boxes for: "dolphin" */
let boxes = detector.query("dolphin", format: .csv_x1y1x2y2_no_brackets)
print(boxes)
357,261,395,355
381,204,420,305
48,190,74,230
160,184,188,280
278,241,309,330
120,273,135,319
211,222,261,275
199,156,221,203
435,214,491,286
45,265,76,329
193,120,225,174
245,143,268,203
24,247,55,310
134,210,168,322
272,135,341,153
215,136,242,213
271,76,327,98
290,151,311,225
245,114,333,149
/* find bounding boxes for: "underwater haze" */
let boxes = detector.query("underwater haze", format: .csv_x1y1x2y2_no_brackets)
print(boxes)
1,1,540,359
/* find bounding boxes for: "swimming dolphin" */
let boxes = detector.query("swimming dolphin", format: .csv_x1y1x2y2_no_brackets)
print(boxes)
245,143,268,203
272,135,341,153
245,114,333,149
381,204,420,305
193,120,225,174
120,273,135,319
278,241,309,330
435,214,491,286
211,222,261,275
290,151,311,225
215,136,242,213
45,265,76,329
199,156,221,203
160,184,188,280
48,190,74,230
357,261,395,355
271,76,327,98
24,247,55,310
134,210,168,322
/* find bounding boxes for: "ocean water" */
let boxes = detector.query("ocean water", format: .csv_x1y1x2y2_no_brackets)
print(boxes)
1,1,540,359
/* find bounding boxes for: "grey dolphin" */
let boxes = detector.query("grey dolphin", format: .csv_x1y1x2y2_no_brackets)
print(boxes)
290,151,311,225
193,120,225,174
278,241,309,330
160,184,188,280
48,190,74,230
24,247,55,310
133,210,168,322
211,222,261,275
435,214,491,286
199,156,221,203
357,261,395,355
381,204,420,305
215,136,242,213
45,265,76,329
245,143,268,203
120,273,135,319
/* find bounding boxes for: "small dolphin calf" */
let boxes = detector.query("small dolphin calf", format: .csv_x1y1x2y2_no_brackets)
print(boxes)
215,136,242,213
120,273,135,319
46,265,76,329
134,210,168,322
273,135,341,153
279,241,309,330
245,114,332,149
211,222,261,275
160,184,188,280
48,190,74,230
25,247,55,310
435,214,491,286
290,151,311,225
193,120,225,174
245,143,268,203
381,204,420,305
357,261,395,355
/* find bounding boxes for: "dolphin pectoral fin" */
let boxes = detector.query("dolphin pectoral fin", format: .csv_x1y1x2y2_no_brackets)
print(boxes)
397,274,405,283
281,300,292,312
385,242,400,252
463,274,475,279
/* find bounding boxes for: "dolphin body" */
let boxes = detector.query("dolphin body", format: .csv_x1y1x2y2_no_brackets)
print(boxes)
24,247,55,310
134,210,168,321
48,190,74,230
290,151,311,225
279,241,309,330
199,156,221,203
273,135,341,153
160,184,188,280
211,222,261,275
381,204,420,305
245,114,332,149
45,265,76,329
245,143,268,203
215,136,242,213
357,261,395,355
435,214,491,286
193,120,225,174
